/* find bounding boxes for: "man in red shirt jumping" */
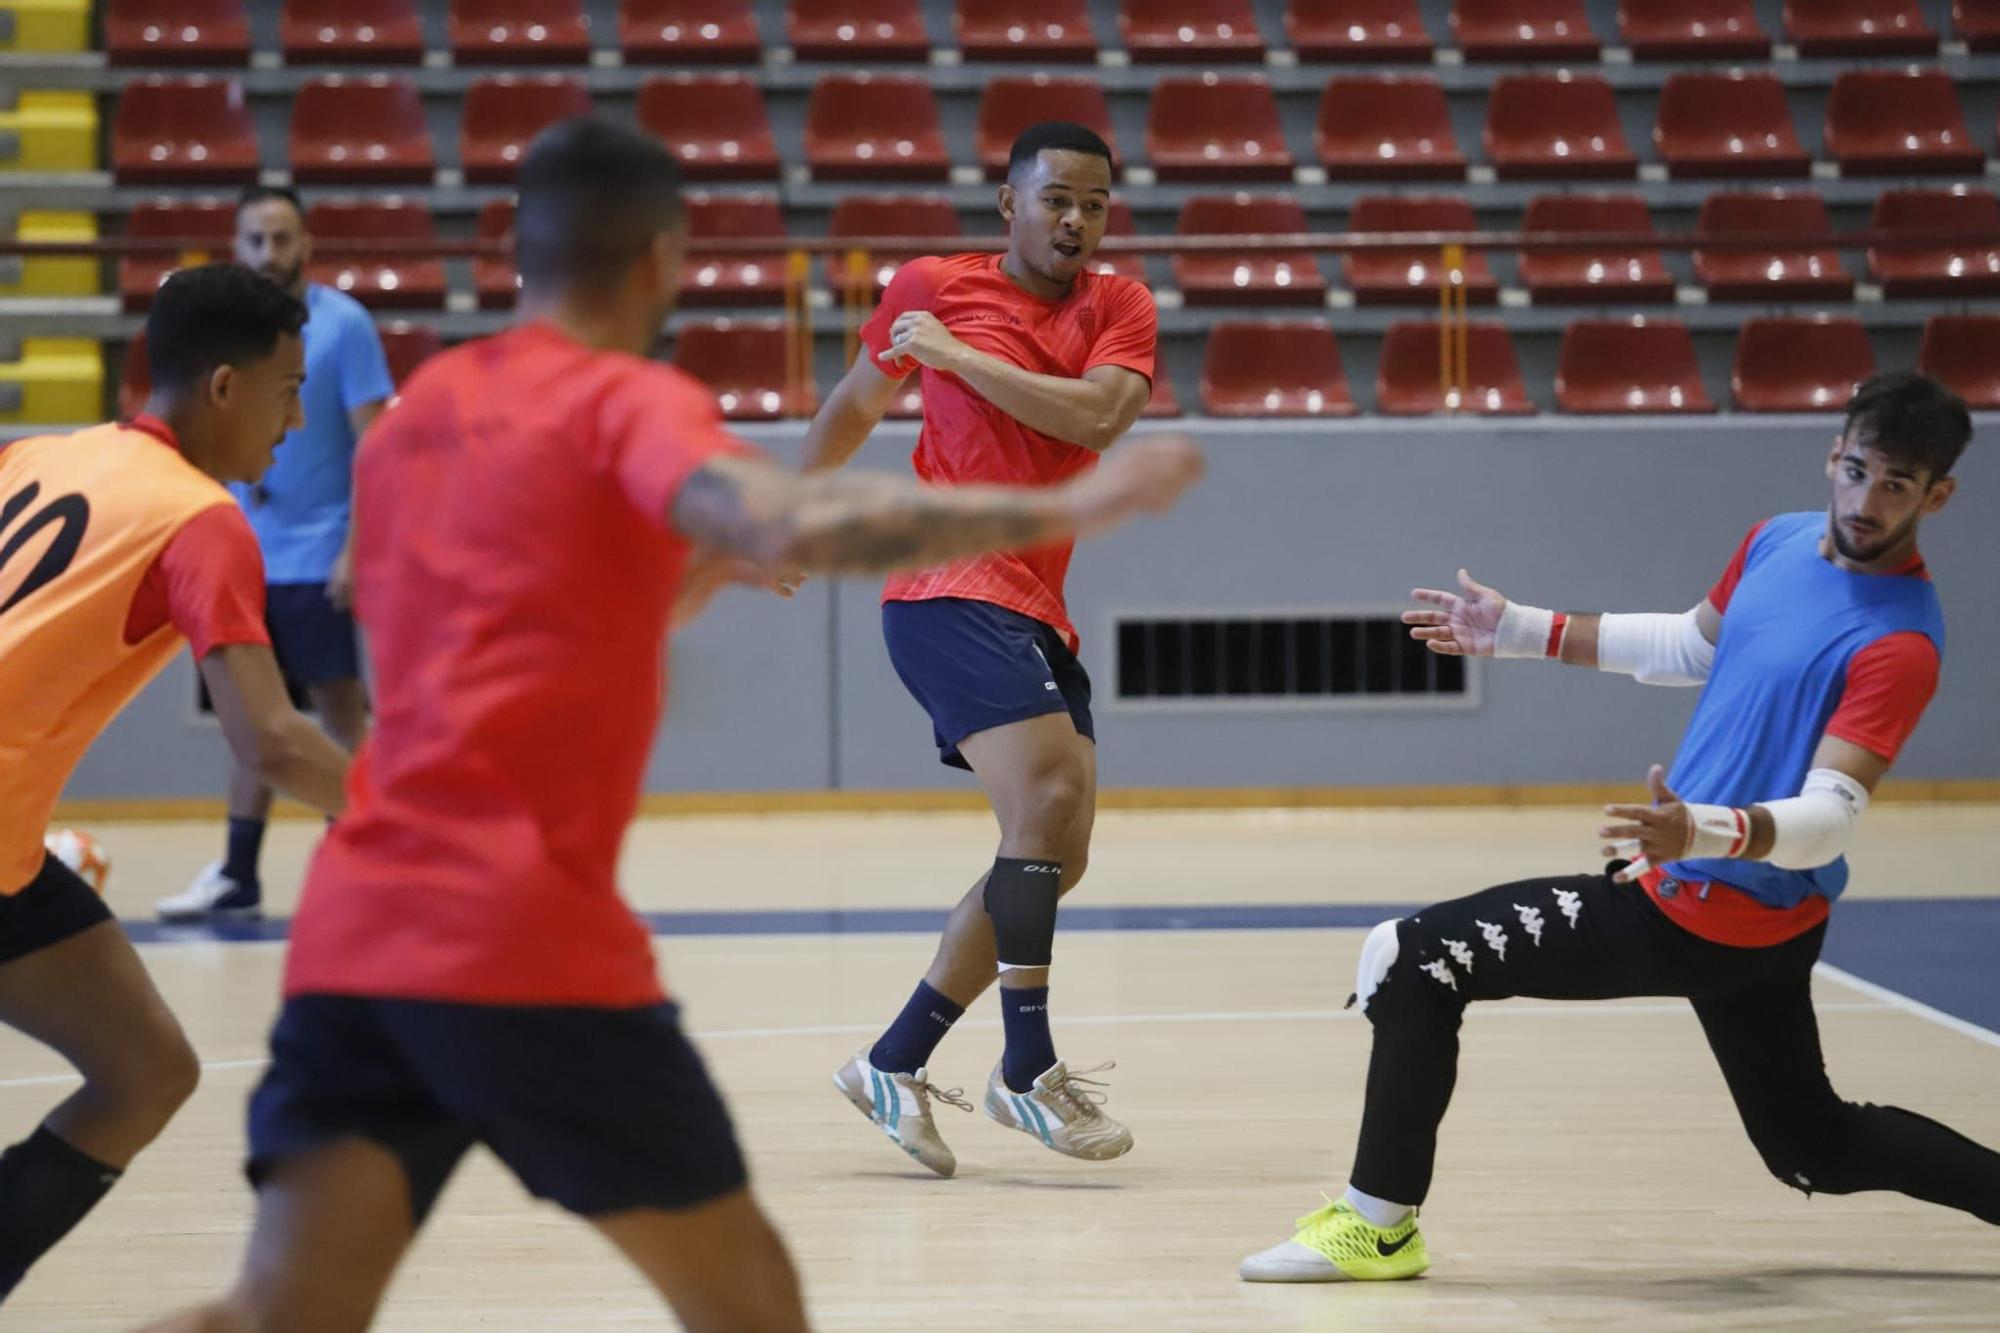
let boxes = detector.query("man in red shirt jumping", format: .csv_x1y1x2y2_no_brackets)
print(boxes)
802,123,1157,1176
152,120,1200,1332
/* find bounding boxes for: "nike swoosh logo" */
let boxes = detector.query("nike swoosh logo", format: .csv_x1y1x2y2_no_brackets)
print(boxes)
1376,1234,1415,1257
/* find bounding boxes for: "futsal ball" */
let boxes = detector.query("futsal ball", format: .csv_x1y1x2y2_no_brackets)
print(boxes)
43,828,111,894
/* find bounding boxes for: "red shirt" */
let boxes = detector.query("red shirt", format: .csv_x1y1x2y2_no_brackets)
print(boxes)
861,253,1157,650
122,417,270,658
1657,521,1941,948
284,323,747,1007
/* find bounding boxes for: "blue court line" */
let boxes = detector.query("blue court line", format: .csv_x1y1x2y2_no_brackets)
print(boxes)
123,898,2000,1040
1822,898,2000,1037
122,901,1406,947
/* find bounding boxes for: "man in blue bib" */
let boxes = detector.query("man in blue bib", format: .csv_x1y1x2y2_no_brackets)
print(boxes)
1242,373,1999,1283
158,187,392,922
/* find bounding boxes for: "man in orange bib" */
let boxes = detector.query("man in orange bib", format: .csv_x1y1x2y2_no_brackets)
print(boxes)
0,264,350,1301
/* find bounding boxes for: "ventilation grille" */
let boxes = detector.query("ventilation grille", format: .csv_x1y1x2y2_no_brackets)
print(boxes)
1114,614,1470,704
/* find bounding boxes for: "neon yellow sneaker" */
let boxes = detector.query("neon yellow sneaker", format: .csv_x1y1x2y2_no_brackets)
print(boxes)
1238,1198,1429,1282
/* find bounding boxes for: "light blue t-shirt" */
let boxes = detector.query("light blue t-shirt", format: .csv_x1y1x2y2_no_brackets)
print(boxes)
1665,511,1944,909
230,283,394,584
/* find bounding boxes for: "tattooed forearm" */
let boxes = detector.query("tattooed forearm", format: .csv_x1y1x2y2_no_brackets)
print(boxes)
784,474,1062,574
670,456,1069,576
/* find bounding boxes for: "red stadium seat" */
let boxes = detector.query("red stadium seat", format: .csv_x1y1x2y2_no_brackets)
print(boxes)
683,193,789,307
1733,317,1875,413
119,334,151,422
1785,0,1936,55
1173,195,1327,308
1825,70,1983,177
1918,314,2000,408
1869,189,2000,298
805,75,951,182
977,77,1117,182
1452,0,1600,61
282,0,426,64
120,198,235,312
106,0,250,66
825,193,963,293
637,74,779,181
1655,72,1808,179
1092,200,1147,283
1286,0,1435,62
1121,0,1266,63
1619,0,1769,60
790,0,930,61
1200,320,1356,417
1485,74,1636,180
1344,194,1499,306
461,76,592,185
290,76,435,186
1958,0,2000,51
619,0,761,62
379,322,443,388
671,321,816,421
449,0,593,64
955,0,1098,61
1377,320,1535,415
305,199,447,311
1148,76,1295,184
1694,191,1853,302
473,199,518,310
1555,318,1713,413
1143,372,1182,418
1317,76,1466,181
1520,194,1673,304
113,78,260,185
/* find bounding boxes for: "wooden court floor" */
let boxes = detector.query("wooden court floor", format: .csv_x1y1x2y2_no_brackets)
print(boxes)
5,806,1998,1329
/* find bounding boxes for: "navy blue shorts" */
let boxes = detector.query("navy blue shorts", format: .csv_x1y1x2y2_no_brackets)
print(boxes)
266,582,360,686
882,597,1094,771
247,995,747,1224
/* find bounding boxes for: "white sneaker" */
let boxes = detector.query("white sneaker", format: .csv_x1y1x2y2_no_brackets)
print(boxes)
832,1049,972,1178
983,1059,1134,1161
156,861,262,922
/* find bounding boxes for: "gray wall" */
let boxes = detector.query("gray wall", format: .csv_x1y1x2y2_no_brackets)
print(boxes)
61,416,1999,801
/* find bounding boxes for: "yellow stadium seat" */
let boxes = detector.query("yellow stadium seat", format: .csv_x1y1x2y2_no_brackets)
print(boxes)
0,91,98,173
0,0,91,54
0,211,99,297
0,338,105,425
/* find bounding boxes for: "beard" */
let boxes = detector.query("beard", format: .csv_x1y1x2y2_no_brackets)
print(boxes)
262,258,305,293
1829,511,1914,563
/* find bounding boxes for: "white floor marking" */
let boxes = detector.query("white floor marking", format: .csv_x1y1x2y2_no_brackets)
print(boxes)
0,1001,1893,1090
1815,962,2000,1051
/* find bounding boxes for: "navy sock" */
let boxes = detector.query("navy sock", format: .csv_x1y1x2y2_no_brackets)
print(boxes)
869,981,965,1075
222,817,265,889
1000,985,1057,1093
0,1126,122,1298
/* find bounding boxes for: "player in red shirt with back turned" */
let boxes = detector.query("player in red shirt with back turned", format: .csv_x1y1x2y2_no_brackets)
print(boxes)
803,123,1159,1177
151,120,1200,1333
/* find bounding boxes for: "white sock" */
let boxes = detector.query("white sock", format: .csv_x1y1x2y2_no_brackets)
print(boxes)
1343,1185,1413,1229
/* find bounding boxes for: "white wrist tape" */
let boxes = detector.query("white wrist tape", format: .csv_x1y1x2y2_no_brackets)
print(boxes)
1596,609,1716,687
1680,803,1752,859
1494,601,1564,659
1761,767,1870,869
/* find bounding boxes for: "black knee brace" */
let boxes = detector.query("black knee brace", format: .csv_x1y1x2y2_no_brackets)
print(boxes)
984,857,1062,970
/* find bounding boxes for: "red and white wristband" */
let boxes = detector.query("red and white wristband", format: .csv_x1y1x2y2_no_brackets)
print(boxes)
1683,803,1753,860
1494,602,1570,660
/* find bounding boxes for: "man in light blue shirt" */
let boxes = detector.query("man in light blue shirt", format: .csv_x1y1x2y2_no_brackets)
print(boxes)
159,187,393,921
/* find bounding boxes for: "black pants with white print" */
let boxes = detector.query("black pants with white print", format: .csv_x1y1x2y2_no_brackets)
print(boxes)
1349,870,2000,1222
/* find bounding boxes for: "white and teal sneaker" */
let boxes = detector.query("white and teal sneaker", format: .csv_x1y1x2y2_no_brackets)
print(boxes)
832,1049,971,1178
982,1059,1133,1161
